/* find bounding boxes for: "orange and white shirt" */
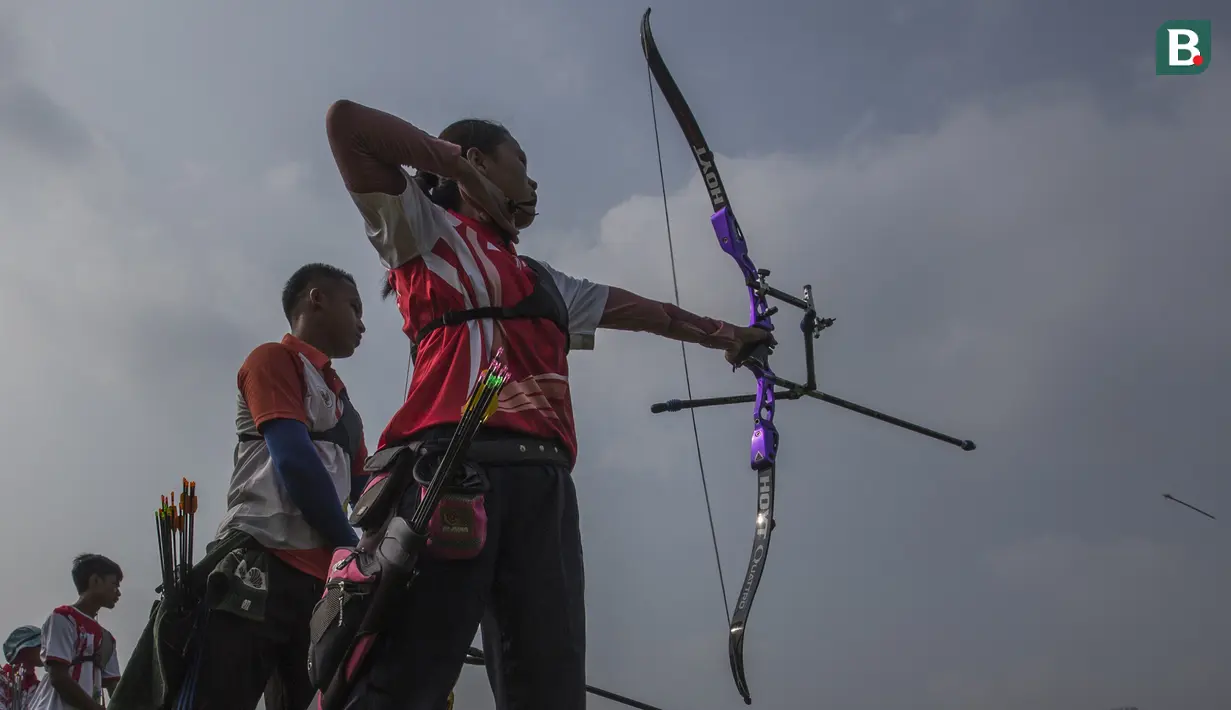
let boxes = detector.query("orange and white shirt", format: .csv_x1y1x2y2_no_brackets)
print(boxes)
214,334,367,579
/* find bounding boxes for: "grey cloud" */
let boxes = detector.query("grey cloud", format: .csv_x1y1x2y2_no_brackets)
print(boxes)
0,81,95,164
532,62,1231,710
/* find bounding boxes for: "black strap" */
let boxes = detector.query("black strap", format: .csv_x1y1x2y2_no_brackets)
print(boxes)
394,424,573,469
411,257,570,359
69,631,114,669
415,305,521,344
238,429,347,446
238,389,361,461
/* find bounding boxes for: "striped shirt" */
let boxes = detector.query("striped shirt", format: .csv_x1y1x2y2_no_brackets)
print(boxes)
25,607,118,710
351,174,608,460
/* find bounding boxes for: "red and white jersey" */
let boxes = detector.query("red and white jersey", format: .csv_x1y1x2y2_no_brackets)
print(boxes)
26,607,119,710
349,171,609,460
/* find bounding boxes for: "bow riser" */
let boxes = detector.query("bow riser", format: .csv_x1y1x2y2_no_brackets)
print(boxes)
713,210,777,334
750,387,778,469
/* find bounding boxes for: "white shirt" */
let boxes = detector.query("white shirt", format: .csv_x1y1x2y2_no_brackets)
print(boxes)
25,607,119,710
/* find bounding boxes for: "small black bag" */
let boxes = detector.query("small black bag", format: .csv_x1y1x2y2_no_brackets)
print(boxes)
306,549,379,690
349,444,424,530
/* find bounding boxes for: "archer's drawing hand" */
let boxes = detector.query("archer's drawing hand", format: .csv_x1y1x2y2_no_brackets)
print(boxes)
456,161,520,237
726,326,775,368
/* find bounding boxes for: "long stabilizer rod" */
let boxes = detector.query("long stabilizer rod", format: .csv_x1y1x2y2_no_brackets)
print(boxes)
464,647,668,710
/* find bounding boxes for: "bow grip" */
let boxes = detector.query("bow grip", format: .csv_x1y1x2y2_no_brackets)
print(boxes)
732,340,773,372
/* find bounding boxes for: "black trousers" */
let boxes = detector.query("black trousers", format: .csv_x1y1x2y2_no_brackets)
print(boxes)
343,461,587,710
188,549,323,710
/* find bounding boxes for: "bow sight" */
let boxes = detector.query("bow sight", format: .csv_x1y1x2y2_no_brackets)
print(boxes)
650,267,975,452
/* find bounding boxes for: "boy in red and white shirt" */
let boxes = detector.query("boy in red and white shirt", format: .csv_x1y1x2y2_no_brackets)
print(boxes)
26,555,122,710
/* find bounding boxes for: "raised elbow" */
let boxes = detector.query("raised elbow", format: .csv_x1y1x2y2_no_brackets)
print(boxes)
325,99,359,137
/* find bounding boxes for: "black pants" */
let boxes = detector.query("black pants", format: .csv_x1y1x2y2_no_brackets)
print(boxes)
343,461,586,710
188,549,323,710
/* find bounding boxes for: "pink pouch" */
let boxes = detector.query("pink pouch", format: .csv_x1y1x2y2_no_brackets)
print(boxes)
412,460,490,561
419,488,489,560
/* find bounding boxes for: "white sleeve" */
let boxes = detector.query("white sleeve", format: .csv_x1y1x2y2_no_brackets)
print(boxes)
349,168,457,269
40,612,76,665
535,260,610,351
102,632,120,680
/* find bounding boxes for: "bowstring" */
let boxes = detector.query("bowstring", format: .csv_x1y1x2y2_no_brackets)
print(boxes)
646,61,732,629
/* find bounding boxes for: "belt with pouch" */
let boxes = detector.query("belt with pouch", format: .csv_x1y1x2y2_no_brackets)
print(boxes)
349,428,571,530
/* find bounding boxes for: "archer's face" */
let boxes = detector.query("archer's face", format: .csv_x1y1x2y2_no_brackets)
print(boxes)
314,280,365,359
483,139,538,229
90,573,122,609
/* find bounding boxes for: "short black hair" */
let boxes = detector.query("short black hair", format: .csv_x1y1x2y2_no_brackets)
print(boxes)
71,554,122,593
281,263,357,322
412,118,514,214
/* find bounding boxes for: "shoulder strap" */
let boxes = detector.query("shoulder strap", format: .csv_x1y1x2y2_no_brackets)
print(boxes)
69,629,113,669
518,257,570,342
237,390,358,459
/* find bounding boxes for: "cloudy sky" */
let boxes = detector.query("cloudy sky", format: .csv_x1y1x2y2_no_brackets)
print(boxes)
2,1,1229,708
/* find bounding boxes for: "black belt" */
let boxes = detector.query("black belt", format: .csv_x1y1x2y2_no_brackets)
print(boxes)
398,426,572,468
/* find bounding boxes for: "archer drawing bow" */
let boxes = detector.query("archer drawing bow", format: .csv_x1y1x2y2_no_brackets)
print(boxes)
639,8,976,704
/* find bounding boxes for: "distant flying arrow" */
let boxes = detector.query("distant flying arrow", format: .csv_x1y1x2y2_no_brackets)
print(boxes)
1162,493,1216,520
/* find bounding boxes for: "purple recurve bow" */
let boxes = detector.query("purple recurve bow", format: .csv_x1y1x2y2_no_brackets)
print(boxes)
641,8,977,704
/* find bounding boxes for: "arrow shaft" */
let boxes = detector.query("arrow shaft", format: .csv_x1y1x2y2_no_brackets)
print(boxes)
1165,494,1216,520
